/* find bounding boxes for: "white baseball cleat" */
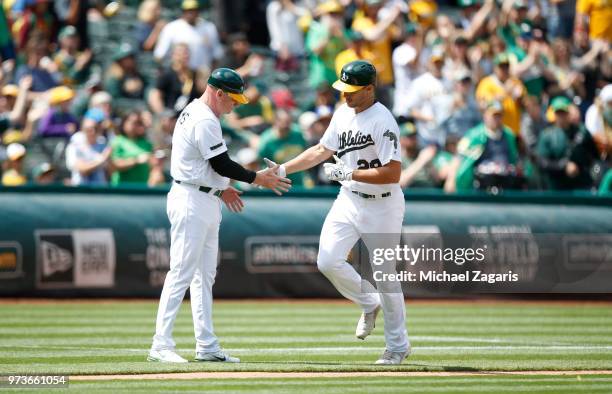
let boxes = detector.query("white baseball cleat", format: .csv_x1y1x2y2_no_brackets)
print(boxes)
147,349,188,363
374,346,411,365
356,305,381,340
194,350,240,363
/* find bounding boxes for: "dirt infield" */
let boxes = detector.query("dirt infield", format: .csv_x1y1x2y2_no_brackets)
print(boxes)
73,371,612,381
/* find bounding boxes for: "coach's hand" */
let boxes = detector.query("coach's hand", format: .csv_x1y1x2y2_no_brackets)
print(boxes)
254,165,292,195
323,155,353,182
221,186,244,213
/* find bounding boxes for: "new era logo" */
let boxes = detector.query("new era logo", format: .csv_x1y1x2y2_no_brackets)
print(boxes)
341,72,348,82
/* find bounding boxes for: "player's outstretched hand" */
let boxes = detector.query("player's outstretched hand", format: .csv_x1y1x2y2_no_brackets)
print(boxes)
221,186,244,213
254,165,292,195
263,158,287,178
323,155,353,182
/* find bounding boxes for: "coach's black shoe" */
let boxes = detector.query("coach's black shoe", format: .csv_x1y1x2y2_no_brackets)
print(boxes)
194,350,240,363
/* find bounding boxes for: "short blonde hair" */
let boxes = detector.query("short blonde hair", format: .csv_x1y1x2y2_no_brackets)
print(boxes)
138,0,161,24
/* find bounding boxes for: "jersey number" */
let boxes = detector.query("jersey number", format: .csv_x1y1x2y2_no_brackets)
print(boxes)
357,159,382,169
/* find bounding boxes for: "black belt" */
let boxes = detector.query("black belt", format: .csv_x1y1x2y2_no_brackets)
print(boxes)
351,191,391,199
174,180,223,197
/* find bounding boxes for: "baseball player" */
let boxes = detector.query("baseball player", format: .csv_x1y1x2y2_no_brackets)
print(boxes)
148,68,291,363
265,60,410,364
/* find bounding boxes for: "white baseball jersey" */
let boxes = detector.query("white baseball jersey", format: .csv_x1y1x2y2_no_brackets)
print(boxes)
320,102,401,194
170,99,230,189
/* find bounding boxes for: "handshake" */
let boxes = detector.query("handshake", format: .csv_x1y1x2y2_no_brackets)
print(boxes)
262,155,353,183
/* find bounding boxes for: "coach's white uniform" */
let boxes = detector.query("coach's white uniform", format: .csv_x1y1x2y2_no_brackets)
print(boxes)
152,99,229,354
319,102,409,353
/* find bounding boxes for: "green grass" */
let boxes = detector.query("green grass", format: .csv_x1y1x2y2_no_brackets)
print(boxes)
1,301,611,392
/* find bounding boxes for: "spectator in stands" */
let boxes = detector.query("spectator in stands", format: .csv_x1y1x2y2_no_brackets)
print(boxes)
399,121,436,188
258,109,309,187
13,35,58,93
546,0,576,40
351,0,404,106
536,96,599,190
520,95,548,156
585,84,612,157
402,48,450,180
219,33,265,80
302,82,338,114
476,52,525,134
148,43,206,115
154,0,223,73
266,0,307,58
37,86,78,139
508,23,551,98
110,111,154,186
439,69,482,138
1,142,27,186
547,38,587,101
65,108,111,186
105,43,147,100
53,0,89,50
444,101,520,193
10,0,56,51
225,83,274,134
392,23,422,118
575,0,612,43
31,162,56,185
0,77,31,142
334,30,376,78
305,1,347,88
134,0,166,52
52,25,92,87
270,88,297,112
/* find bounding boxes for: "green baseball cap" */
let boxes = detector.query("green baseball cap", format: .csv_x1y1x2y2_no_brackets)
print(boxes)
112,42,135,62
58,25,77,40
400,122,417,137
494,52,511,65
485,100,504,114
346,29,365,42
333,60,377,93
549,96,571,112
207,68,249,104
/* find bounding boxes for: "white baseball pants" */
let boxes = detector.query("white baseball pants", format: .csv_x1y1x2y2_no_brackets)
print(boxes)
317,186,409,353
152,182,222,353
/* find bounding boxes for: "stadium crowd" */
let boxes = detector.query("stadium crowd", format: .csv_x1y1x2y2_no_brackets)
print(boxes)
0,0,610,193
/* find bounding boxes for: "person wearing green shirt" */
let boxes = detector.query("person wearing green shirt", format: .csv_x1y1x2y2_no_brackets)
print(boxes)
535,97,598,190
444,101,519,192
258,109,309,187
305,1,347,88
111,111,153,185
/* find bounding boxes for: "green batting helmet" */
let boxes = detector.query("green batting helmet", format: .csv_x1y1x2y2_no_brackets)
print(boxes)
333,60,377,93
207,68,249,104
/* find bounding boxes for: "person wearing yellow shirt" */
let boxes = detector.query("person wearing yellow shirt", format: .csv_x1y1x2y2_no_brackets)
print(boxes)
1,143,27,186
475,53,525,134
576,0,612,43
335,30,377,77
351,0,404,106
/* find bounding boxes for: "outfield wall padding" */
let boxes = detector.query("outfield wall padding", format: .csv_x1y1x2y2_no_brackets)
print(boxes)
0,186,611,297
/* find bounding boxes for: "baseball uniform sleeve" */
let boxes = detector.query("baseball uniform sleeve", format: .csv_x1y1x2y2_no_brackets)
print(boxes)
374,117,401,165
194,119,227,160
319,112,339,151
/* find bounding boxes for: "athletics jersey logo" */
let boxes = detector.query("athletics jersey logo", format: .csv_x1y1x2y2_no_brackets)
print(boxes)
383,129,398,150
337,130,375,158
